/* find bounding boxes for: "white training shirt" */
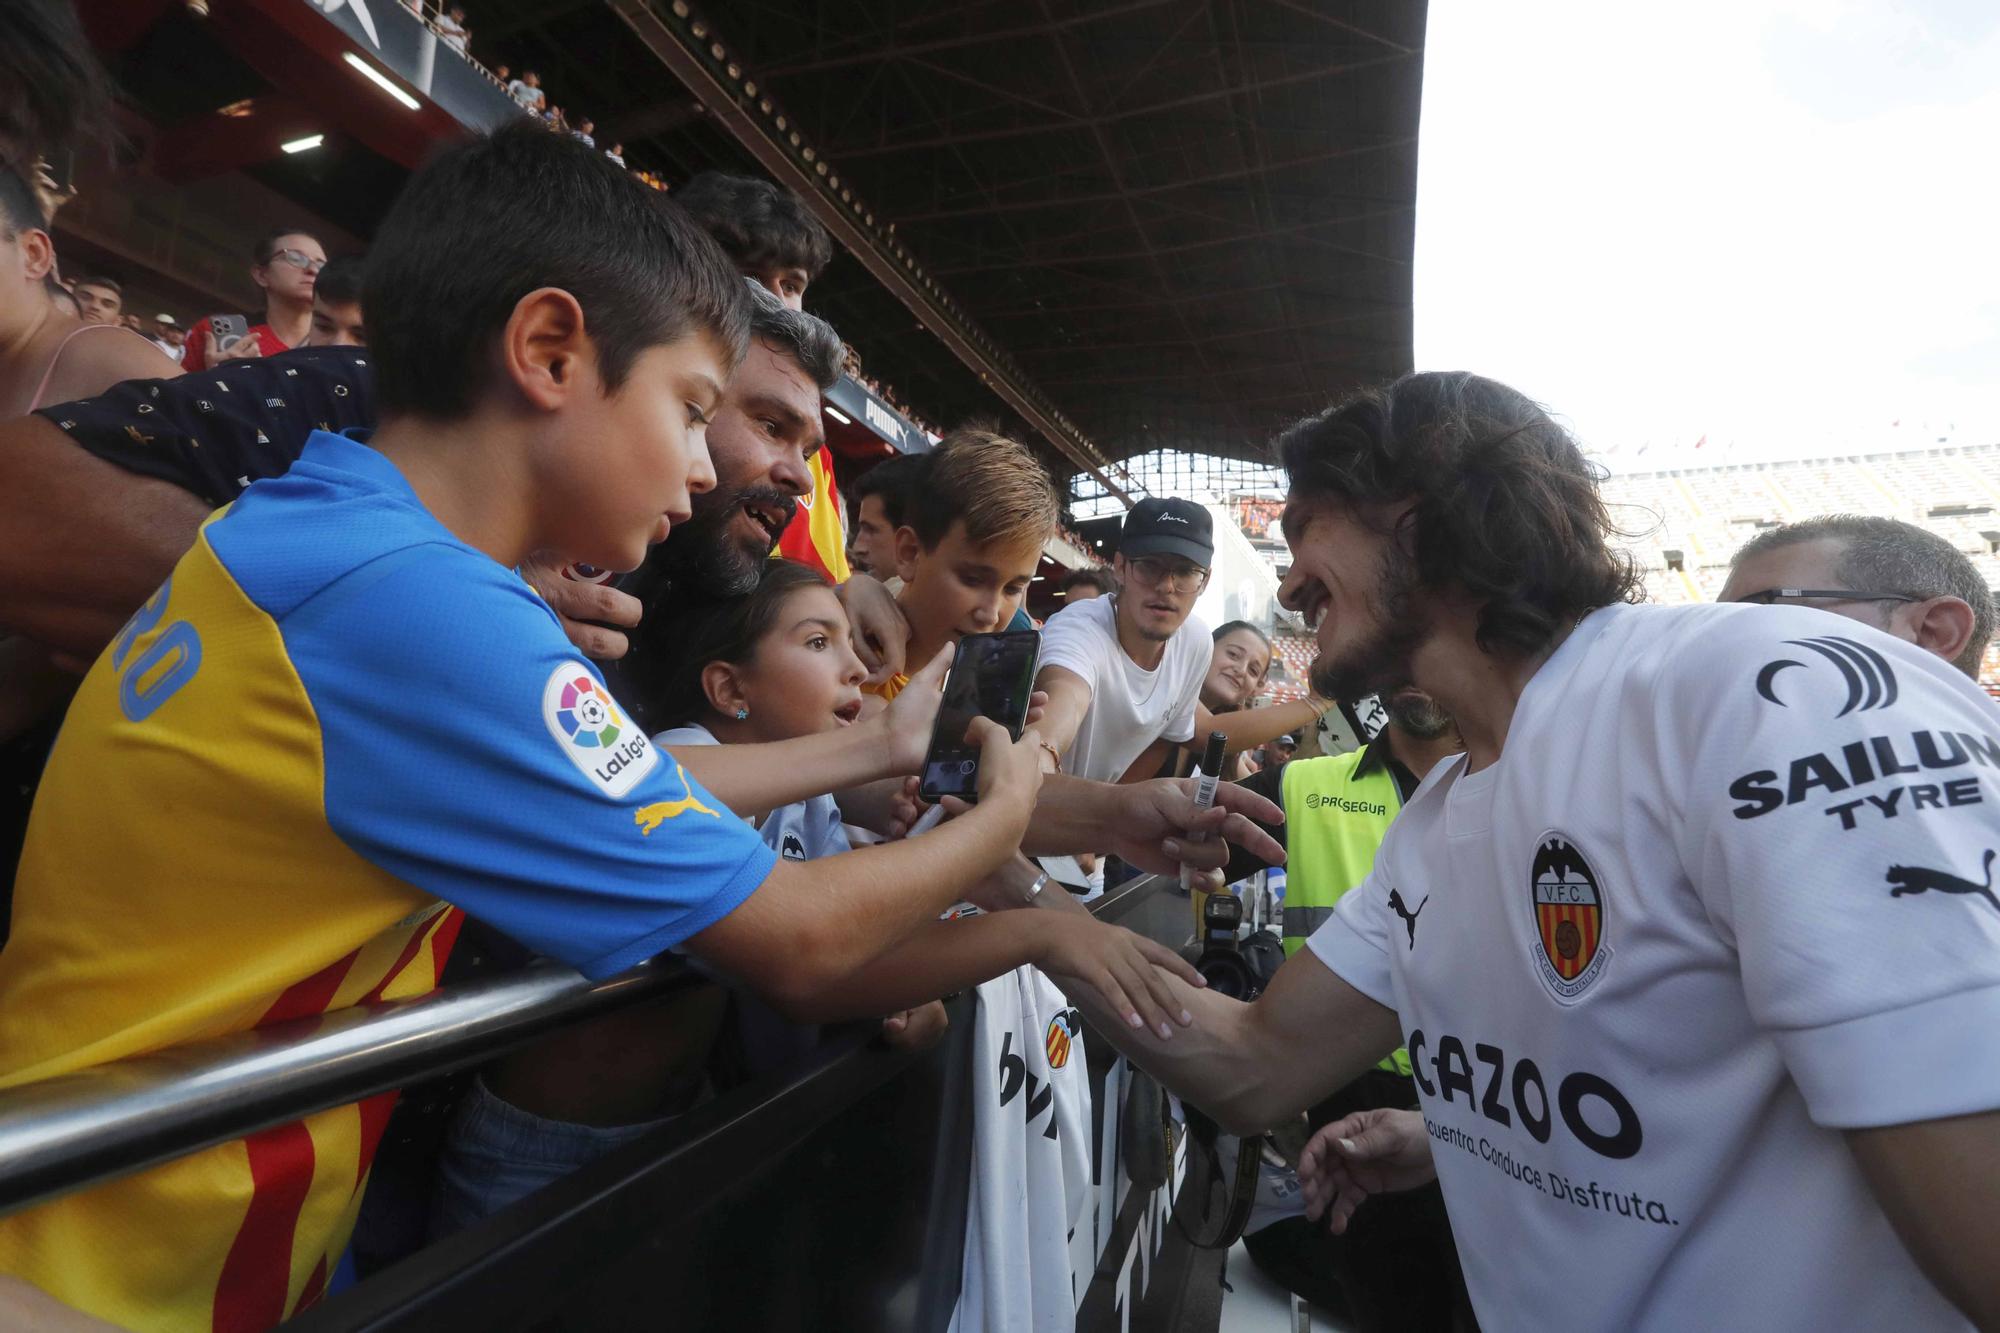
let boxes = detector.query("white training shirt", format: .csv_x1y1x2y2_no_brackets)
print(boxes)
1037,594,1208,783
1308,601,1998,1331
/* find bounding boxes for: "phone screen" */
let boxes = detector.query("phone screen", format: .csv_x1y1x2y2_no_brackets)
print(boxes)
918,630,1041,803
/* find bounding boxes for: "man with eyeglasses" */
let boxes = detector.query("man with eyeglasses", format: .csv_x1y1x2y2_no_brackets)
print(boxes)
1038,498,1339,790
1719,514,1995,680
1033,498,1219,787
182,229,326,372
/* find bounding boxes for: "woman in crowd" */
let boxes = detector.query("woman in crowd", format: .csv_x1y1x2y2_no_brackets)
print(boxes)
0,170,178,419
1150,620,1276,781
1203,620,1274,715
181,227,325,371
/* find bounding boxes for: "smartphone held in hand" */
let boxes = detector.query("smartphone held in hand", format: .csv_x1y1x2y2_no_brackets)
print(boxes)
917,630,1040,803
208,314,250,354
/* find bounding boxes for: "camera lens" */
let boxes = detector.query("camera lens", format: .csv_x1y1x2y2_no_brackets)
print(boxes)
1195,950,1255,1001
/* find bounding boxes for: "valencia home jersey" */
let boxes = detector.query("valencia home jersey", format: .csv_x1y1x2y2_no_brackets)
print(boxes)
0,431,776,1332
1308,602,1998,1331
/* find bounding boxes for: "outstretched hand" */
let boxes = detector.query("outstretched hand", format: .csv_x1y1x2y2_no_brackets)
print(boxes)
878,644,952,773
970,717,1045,821
1039,917,1207,1041
1102,776,1286,879
1298,1108,1436,1234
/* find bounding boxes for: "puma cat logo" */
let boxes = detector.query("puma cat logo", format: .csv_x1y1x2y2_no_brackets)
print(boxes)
634,763,721,834
1886,849,1998,914
1388,889,1428,948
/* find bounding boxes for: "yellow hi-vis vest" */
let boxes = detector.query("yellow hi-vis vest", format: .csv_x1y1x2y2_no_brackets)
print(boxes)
1280,750,1411,1076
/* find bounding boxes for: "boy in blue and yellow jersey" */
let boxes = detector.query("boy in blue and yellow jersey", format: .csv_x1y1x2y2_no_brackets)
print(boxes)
0,126,1065,1332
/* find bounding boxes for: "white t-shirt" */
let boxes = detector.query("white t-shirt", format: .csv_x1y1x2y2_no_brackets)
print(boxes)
1037,594,1208,783
1309,601,1997,1331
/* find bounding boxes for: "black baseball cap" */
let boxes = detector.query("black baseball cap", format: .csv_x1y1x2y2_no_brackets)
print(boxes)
1120,497,1213,566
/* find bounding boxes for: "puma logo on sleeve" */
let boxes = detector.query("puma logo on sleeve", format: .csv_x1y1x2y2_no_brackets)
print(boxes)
634,763,722,834
1387,888,1428,948
1886,848,1998,913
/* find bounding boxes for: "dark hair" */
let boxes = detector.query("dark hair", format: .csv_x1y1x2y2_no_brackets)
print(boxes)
1211,619,1272,653
647,560,833,726
744,280,842,391
0,0,111,183
0,164,44,234
71,273,121,296
364,123,751,419
1732,513,1997,678
1060,566,1116,598
849,453,930,530
675,172,834,283
253,228,322,266
313,255,364,306
905,424,1060,552
1276,371,1641,658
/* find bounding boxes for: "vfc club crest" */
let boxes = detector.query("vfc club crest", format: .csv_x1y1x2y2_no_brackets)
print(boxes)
1045,1009,1081,1069
1530,833,1610,1003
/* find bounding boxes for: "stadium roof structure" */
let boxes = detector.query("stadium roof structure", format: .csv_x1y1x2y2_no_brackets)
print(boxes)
471,0,1427,482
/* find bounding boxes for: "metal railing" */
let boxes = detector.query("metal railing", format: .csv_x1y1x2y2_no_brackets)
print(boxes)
0,874,1178,1222
0,959,694,1218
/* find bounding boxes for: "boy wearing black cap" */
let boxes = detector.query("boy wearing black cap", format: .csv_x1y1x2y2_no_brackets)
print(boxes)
1037,497,1331,784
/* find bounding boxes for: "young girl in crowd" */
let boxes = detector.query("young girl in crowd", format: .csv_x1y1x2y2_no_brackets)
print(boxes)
651,559,944,1072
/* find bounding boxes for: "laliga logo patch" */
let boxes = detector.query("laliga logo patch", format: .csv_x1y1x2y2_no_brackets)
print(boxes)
555,673,622,748
1529,833,1610,1003
542,663,657,797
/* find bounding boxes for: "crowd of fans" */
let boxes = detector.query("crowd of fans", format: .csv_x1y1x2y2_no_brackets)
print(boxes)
2,4,1998,1331
0,16,1282,1324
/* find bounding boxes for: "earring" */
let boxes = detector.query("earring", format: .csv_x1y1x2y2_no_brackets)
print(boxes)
735,707,749,720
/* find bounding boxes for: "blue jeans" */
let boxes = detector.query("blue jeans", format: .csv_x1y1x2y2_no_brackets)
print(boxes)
428,1076,683,1241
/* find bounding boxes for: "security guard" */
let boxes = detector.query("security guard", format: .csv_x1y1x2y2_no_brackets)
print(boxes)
1219,689,1475,1333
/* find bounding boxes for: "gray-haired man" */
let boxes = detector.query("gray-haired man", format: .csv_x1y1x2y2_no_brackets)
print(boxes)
1719,513,1996,679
